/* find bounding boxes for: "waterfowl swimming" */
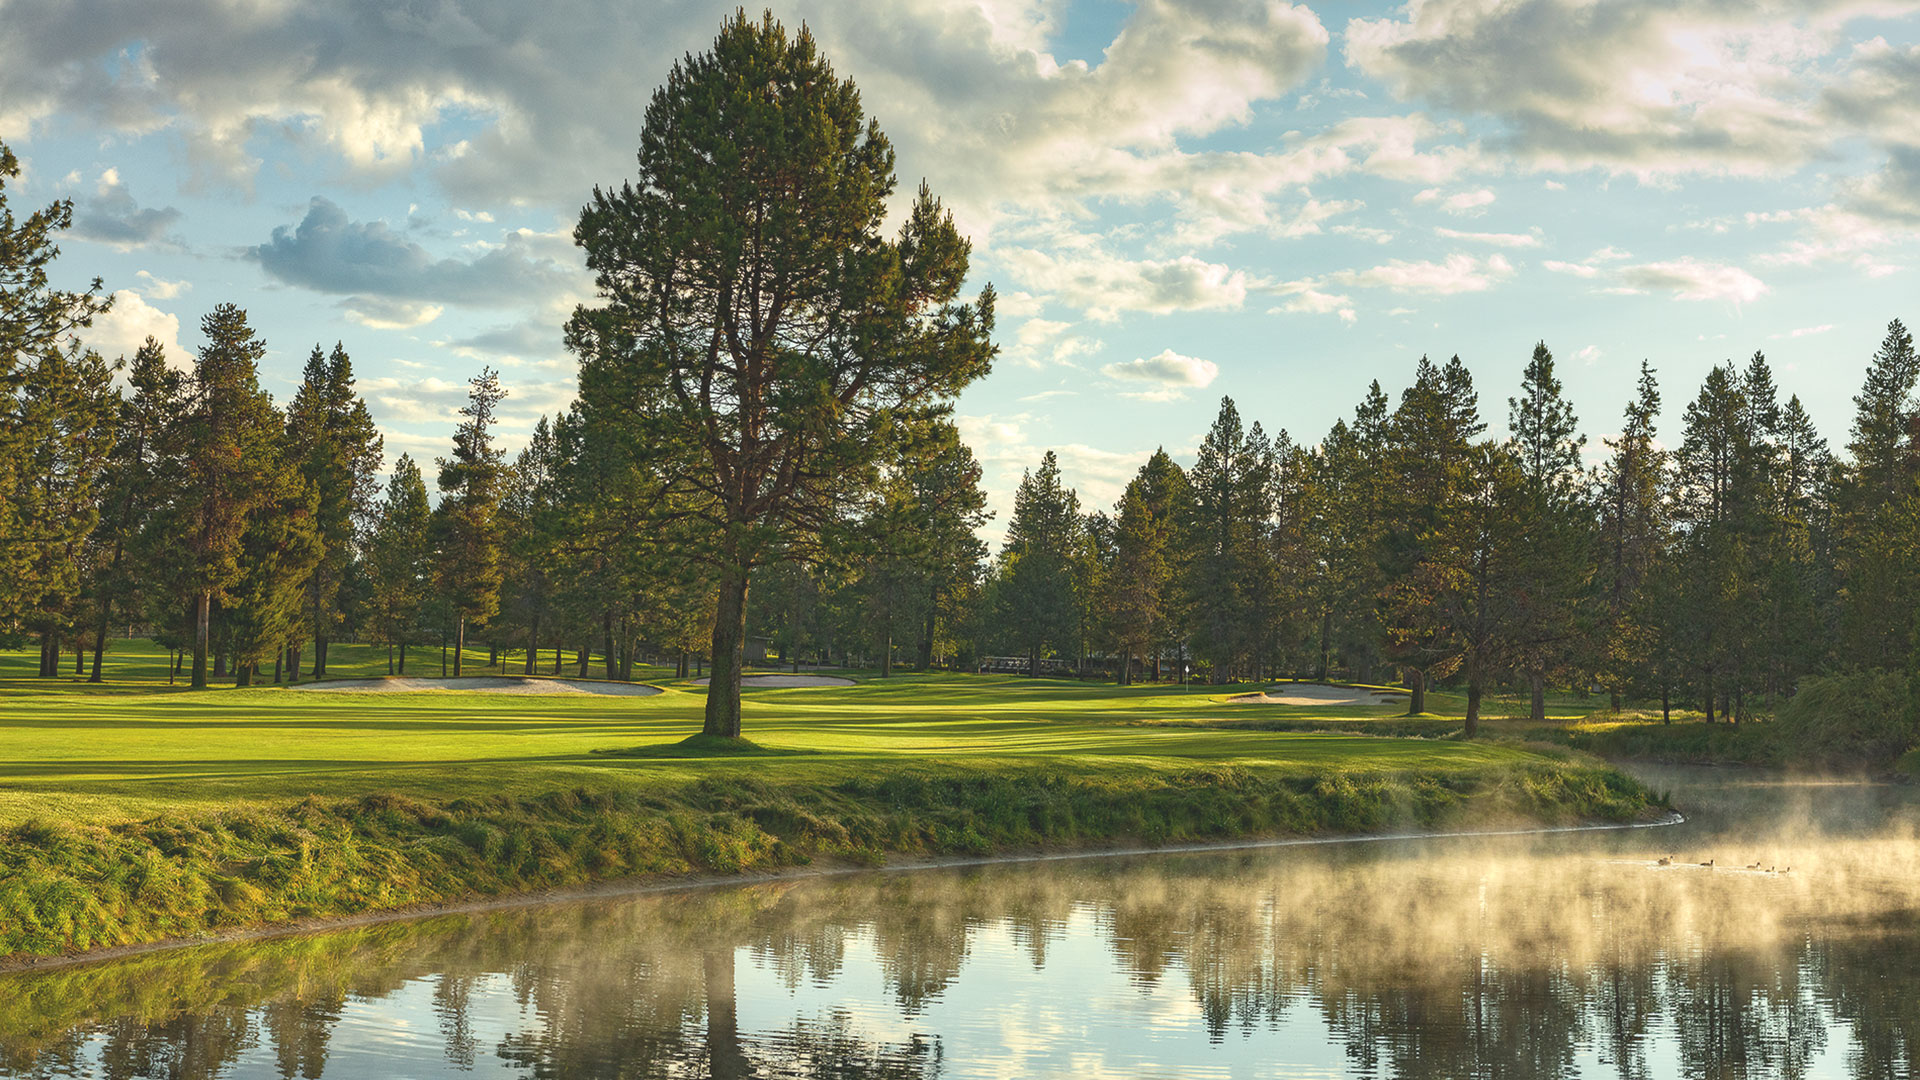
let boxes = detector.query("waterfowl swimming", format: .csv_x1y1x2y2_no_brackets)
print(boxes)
1746,862,1763,870
1699,858,1715,867
1656,856,1673,866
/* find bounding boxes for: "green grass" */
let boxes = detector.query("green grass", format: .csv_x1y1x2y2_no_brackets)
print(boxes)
0,639,1660,961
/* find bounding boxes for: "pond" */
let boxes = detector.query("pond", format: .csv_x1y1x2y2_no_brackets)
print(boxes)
4,768,1917,1079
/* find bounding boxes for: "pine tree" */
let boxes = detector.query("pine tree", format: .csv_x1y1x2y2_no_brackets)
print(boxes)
434,369,508,678
89,338,183,679
1504,341,1593,721
1184,397,1277,683
0,138,113,635
1836,319,1920,670
366,455,433,674
1596,362,1667,708
568,13,995,736
995,451,1084,677
284,343,382,679
143,304,282,688
1380,356,1485,713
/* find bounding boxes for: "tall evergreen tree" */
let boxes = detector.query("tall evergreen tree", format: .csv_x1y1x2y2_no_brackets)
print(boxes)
89,338,182,679
145,304,282,688
365,454,433,674
568,13,996,737
1836,319,1920,670
434,368,508,678
995,451,1084,677
0,138,113,635
1595,362,1667,709
1380,356,1485,713
284,343,382,679
1504,342,1593,721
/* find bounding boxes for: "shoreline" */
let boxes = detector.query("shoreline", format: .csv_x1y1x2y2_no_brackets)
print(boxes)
0,809,1683,977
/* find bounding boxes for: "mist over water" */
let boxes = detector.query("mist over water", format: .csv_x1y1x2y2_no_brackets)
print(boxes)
4,769,1918,1079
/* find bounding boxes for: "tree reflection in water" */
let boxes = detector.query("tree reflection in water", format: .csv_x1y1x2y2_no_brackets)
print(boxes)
4,811,1920,1079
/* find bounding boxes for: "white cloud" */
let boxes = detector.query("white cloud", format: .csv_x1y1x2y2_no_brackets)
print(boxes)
1415,187,1496,215
1772,323,1835,339
1544,260,1601,278
342,296,445,330
1101,349,1219,389
1577,344,1603,364
1616,258,1768,303
1346,0,1852,180
83,290,186,367
1434,226,1540,247
134,270,189,299
996,244,1248,321
1326,253,1514,295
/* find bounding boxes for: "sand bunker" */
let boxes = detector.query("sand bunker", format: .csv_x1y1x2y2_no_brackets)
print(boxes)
1224,684,1405,706
688,673,855,688
291,676,661,696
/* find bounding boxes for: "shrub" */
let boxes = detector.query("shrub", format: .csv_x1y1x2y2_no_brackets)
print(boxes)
1777,671,1918,769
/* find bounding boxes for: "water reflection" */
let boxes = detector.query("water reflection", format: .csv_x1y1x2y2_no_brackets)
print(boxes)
4,772,1918,1079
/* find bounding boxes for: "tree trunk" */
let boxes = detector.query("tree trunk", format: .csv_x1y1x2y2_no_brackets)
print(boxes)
1465,677,1482,738
289,643,302,683
90,609,109,683
235,661,253,687
1703,683,1715,725
1661,684,1670,724
1029,646,1040,679
75,642,85,675
440,633,448,677
398,638,408,675
192,592,211,688
704,948,750,1080
1317,611,1332,681
554,643,562,676
314,633,328,680
454,615,467,678
1120,644,1133,686
489,640,498,670
880,631,893,678
577,643,590,677
525,612,540,676
603,611,616,680
918,603,936,672
1610,690,1621,712
387,644,394,675
273,648,283,684
703,566,750,739
1530,672,1546,723
621,616,633,681
1406,668,1425,716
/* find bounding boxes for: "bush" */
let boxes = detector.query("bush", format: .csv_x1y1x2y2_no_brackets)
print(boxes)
1777,671,1918,769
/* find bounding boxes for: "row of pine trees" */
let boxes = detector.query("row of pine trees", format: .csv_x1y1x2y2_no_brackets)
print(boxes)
8,137,1919,713
975,329,1918,730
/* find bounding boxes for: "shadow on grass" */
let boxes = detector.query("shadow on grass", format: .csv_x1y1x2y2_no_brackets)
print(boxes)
591,733,818,759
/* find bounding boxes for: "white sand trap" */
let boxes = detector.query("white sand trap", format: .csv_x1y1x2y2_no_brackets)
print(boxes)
688,673,855,688
292,676,661,696
1224,684,1405,706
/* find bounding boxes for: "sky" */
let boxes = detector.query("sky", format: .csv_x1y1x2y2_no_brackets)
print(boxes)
7,0,1920,541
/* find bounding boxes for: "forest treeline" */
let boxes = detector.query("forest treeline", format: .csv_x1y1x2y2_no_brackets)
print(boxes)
986,334,1917,737
4,129,1919,724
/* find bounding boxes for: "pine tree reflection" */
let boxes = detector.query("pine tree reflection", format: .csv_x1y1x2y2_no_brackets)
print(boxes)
5,811,1920,1079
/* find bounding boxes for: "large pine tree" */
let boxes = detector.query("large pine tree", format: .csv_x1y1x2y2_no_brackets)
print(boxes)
568,13,996,737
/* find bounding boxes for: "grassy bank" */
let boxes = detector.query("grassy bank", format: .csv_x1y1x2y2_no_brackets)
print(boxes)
0,641,1659,961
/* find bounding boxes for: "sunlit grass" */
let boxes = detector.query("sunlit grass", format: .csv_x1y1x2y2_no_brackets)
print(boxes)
0,641,1561,827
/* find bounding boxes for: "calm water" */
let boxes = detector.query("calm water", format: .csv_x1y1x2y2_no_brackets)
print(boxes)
5,768,1919,1079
